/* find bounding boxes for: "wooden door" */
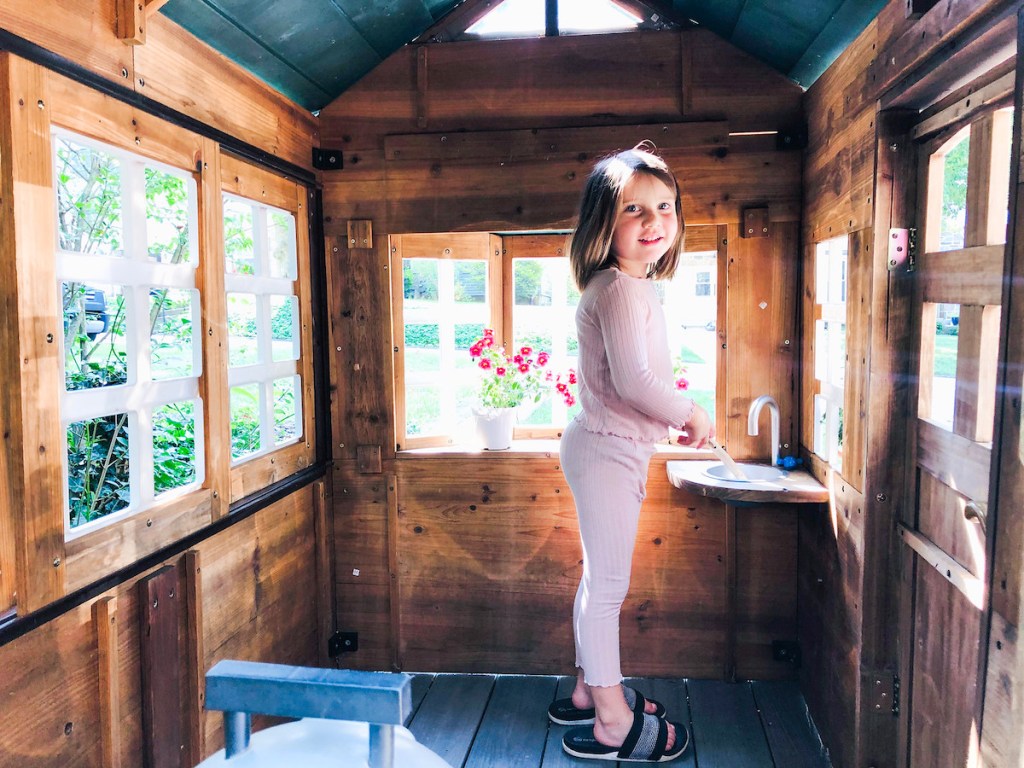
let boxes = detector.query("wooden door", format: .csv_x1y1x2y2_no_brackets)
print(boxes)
897,104,1012,766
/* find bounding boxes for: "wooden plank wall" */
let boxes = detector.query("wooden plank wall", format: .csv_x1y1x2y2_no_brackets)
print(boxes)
800,2,1014,767
0,489,320,768
333,454,797,682
321,28,808,683
0,4,327,766
0,0,318,169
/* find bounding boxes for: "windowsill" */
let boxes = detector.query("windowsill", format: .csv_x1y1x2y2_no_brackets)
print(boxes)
397,439,717,460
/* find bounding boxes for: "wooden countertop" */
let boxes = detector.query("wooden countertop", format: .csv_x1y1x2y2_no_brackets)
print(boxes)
666,460,829,504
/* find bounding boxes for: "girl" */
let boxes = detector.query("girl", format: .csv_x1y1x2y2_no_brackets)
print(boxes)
550,146,713,763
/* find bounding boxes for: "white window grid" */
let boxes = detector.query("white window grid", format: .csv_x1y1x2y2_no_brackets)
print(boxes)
814,237,847,469
403,258,491,440
223,193,302,463
511,257,578,428
54,129,205,537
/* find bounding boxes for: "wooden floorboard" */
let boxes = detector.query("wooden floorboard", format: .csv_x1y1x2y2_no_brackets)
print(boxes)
751,680,830,768
406,672,436,724
540,676,580,768
402,674,830,768
407,674,495,766
687,680,775,767
465,675,559,768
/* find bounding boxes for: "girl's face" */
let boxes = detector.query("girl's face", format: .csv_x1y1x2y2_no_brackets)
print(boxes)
610,173,679,278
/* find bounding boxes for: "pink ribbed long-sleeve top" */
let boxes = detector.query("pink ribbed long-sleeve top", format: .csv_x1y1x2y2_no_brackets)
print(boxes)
573,267,696,442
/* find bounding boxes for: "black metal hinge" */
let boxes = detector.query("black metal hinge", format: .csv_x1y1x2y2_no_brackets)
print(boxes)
869,674,900,716
772,639,801,667
313,148,344,170
328,630,358,656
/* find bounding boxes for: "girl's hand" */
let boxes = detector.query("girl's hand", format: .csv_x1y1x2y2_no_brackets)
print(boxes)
676,404,714,449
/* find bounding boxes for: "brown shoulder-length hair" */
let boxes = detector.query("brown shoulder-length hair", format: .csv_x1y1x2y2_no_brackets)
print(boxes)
567,145,686,291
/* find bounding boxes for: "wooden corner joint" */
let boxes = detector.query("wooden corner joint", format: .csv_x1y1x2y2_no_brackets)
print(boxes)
117,0,171,45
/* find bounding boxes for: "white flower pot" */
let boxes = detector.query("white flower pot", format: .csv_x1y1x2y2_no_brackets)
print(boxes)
474,406,516,450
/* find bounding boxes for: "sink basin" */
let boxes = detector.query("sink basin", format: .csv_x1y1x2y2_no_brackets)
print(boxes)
703,463,785,482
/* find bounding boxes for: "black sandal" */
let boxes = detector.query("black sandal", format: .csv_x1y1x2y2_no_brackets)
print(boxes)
562,709,689,763
548,685,667,726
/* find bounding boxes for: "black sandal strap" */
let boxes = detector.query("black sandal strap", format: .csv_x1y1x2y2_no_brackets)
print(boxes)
619,709,668,760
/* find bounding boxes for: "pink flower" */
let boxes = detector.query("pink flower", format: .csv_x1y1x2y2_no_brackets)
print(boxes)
483,336,494,347
520,346,532,356
675,377,689,390
479,359,491,370
537,352,549,366
556,382,567,392
469,343,482,357
518,363,530,373
568,371,577,384
483,328,494,337
564,393,576,406
496,367,506,376
513,354,524,364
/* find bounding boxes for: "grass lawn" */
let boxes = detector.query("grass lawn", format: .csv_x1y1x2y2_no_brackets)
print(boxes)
933,335,959,378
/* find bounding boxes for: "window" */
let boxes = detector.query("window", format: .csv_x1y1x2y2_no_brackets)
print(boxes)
55,130,204,534
392,231,719,449
465,0,643,38
223,192,303,462
695,271,712,297
813,236,847,469
918,107,1009,440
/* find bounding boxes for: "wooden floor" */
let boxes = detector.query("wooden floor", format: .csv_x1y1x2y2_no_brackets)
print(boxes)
403,674,831,767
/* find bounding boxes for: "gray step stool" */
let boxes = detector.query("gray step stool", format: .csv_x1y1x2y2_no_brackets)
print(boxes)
195,660,451,768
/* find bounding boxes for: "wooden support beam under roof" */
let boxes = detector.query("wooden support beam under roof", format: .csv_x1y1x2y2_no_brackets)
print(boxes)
117,0,172,44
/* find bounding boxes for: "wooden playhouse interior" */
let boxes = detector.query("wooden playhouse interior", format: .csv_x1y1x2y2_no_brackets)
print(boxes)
2,0,1024,766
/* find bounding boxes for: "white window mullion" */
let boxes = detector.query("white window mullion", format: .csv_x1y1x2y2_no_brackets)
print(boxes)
136,408,155,507
255,206,270,277
260,379,275,452
438,260,457,427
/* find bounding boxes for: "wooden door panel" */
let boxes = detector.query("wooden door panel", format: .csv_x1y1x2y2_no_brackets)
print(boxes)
917,469,986,578
901,100,1011,767
909,564,982,767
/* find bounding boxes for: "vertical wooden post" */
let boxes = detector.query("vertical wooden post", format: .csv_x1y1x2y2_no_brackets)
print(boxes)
0,53,66,612
184,550,207,765
197,137,230,519
313,480,336,666
724,504,737,682
139,565,182,768
94,596,121,768
296,185,317,464
386,473,402,671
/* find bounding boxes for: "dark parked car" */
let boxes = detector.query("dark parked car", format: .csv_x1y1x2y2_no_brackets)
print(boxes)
67,285,110,340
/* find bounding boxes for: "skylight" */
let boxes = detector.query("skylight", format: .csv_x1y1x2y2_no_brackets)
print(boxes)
466,0,642,38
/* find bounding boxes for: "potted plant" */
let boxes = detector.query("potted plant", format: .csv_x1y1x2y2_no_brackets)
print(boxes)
469,329,576,449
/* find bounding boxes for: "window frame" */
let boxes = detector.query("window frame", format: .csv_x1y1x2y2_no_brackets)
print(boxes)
0,64,318,611
812,235,848,469
390,232,503,450
220,155,316,503
391,226,723,451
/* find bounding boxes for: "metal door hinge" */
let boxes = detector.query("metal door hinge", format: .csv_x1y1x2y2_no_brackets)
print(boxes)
869,674,900,715
888,228,916,272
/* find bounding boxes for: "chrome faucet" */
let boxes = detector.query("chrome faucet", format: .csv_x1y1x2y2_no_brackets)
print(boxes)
748,395,780,467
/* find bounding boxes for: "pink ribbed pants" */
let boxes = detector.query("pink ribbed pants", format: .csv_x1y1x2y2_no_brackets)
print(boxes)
560,419,656,687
